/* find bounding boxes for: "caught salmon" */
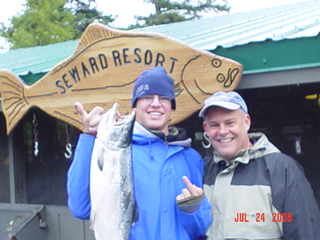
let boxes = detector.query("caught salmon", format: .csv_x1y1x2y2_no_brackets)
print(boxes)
90,103,135,240
0,23,242,134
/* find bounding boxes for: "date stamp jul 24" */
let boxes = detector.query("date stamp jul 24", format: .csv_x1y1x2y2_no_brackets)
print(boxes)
234,212,293,223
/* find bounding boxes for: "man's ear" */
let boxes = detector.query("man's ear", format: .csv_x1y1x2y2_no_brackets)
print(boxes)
203,121,208,132
244,114,251,132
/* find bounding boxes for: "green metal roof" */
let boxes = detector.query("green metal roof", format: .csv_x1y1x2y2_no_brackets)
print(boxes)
136,0,320,49
0,0,319,84
0,40,77,82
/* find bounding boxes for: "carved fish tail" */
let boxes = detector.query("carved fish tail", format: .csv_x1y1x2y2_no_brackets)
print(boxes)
0,72,30,133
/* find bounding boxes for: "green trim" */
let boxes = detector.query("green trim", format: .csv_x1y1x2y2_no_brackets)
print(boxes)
21,72,47,85
212,35,320,74
243,62,320,75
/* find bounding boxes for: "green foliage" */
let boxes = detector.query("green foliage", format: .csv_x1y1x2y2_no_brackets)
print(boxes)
0,0,228,48
0,0,114,49
130,0,230,28
136,12,186,26
0,0,77,49
67,0,114,34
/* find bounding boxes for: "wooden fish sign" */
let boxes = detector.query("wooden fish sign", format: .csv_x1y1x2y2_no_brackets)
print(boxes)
0,23,243,134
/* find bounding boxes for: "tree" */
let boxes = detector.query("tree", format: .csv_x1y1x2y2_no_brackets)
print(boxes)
0,0,76,49
67,0,114,33
0,0,114,49
130,0,230,28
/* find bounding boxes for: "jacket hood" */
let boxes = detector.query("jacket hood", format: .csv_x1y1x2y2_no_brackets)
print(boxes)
132,121,191,147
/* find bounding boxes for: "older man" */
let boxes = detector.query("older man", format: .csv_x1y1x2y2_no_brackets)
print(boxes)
200,91,320,240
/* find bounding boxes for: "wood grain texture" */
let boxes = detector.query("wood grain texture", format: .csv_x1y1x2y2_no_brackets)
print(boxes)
0,23,243,134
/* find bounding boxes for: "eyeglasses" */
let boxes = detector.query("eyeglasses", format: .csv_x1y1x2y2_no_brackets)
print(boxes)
139,95,171,105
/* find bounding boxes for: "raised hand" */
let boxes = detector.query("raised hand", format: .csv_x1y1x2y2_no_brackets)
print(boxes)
74,102,104,136
176,176,203,204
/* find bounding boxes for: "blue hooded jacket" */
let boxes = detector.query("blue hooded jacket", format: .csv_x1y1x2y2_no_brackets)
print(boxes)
67,122,212,240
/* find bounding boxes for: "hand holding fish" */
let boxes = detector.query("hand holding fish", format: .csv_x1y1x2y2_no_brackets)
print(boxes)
74,102,125,135
176,176,204,204
74,102,105,136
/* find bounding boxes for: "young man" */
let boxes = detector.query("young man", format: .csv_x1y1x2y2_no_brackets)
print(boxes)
199,91,320,240
67,66,212,240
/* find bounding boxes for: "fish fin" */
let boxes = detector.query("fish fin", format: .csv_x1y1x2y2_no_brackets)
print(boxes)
0,70,30,134
97,155,104,171
92,138,106,171
75,23,122,54
95,103,119,170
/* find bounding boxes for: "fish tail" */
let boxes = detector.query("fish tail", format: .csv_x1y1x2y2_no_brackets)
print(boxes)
0,71,30,134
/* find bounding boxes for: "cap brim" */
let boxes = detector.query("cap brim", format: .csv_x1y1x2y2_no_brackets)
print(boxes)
199,101,240,118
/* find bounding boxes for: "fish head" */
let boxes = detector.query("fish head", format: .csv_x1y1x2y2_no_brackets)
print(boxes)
181,55,243,100
101,103,136,149
111,110,135,148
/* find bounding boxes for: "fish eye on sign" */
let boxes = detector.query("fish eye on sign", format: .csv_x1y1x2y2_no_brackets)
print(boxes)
54,48,179,95
0,23,243,134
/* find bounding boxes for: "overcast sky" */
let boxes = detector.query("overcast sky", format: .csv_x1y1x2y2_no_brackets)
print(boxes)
0,0,309,52
97,0,308,28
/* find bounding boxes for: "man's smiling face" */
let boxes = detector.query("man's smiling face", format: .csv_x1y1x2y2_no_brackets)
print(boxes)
135,94,172,134
203,107,251,160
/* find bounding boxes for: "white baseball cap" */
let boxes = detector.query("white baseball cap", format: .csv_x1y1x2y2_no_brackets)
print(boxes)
199,91,248,118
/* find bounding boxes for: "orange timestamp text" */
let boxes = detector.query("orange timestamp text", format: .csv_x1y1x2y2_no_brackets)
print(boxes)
234,212,293,223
